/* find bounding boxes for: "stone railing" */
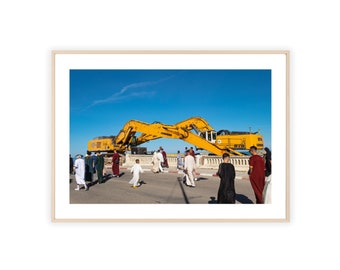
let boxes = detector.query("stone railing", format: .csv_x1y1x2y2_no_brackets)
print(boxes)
105,154,250,172
200,155,249,171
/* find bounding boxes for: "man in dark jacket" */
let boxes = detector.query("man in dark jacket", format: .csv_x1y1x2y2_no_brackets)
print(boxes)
95,152,104,184
216,153,236,204
69,154,74,174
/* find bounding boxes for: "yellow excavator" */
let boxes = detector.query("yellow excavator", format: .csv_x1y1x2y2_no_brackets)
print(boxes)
87,117,264,156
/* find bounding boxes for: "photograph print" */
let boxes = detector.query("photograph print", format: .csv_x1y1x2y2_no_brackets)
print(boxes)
53,51,289,221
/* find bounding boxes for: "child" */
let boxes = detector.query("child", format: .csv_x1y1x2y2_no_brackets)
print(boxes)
129,159,144,188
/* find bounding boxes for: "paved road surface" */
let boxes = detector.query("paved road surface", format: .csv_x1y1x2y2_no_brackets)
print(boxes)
70,167,255,204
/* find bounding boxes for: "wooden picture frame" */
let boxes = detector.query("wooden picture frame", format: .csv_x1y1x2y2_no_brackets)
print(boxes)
52,50,289,222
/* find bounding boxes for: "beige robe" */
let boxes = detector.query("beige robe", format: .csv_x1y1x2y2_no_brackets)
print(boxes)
151,152,159,173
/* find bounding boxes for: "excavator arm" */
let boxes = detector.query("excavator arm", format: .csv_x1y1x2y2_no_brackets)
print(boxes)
173,116,214,132
131,117,214,146
87,116,258,155
114,119,189,146
113,117,243,156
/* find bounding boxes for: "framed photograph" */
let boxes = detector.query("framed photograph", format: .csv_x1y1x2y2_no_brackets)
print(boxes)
52,50,289,222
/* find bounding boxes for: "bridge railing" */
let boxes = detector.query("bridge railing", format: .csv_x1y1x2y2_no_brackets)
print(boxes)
104,154,250,172
200,155,249,171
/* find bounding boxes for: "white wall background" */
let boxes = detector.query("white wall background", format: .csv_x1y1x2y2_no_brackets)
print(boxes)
1,1,338,269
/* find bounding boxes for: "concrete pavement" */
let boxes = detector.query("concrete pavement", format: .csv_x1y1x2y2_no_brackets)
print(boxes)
70,166,256,204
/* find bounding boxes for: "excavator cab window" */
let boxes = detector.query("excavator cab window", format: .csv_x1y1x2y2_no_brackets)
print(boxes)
205,131,216,143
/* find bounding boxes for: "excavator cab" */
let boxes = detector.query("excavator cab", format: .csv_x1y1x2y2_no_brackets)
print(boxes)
199,130,217,143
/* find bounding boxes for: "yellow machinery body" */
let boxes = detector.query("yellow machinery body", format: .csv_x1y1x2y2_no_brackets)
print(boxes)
200,130,263,152
88,136,116,152
87,117,264,156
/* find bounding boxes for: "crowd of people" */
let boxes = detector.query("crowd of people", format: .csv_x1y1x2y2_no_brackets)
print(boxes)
69,151,106,191
69,145,272,204
215,145,272,204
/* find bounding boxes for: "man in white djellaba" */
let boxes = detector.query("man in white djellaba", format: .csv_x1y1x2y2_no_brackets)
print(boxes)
73,154,88,191
156,150,164,172
129,159,144,188
151,151,160,173
184,151,196,187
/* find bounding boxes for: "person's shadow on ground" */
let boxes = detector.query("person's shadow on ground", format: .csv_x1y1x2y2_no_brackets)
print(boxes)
207,194,254,204
235,194,254,204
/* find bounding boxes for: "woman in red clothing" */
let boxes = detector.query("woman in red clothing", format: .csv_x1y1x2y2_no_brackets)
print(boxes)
111,149,121,177
248,146,265,204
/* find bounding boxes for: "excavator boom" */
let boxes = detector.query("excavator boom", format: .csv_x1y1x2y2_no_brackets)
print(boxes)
87,116,264,156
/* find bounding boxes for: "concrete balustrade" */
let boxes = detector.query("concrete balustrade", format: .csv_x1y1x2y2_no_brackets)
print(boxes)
200,155,250,171
104,154,250,172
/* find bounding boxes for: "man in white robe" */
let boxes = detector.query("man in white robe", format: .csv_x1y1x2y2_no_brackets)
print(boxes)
73,154,88,191
184,152,196,187
156,150,164,172
151,151,160,173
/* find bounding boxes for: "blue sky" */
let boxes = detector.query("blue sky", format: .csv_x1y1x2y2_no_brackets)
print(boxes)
70,69,271,156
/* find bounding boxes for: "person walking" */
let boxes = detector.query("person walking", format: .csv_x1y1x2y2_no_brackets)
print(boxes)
156,150,164,172
73,154,88,191
176,150,183,169
184,150,196,187
216,153,235,203
111,149,120,177
189,147,198,180
129,159,144,188
263,147,272,203
248,146,265,203
89,152,96,179
160,147,169,168
84,151,93,182
264,147,272,177
95,151,105,184
69,154,74,183
151,150,160,173
69,154,74,174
